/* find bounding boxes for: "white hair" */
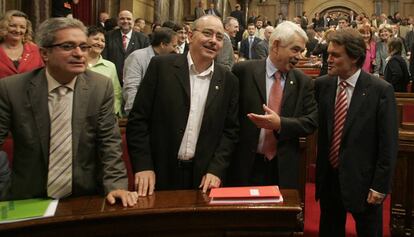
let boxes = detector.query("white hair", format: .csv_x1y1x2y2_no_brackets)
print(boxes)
269,21,308,49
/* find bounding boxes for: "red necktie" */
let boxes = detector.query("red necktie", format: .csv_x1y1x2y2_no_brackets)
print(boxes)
263,71,283,160
122,34,127,50
329,80,348,168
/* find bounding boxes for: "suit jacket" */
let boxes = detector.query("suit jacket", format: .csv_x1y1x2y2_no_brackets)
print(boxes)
0,68,127,200
384,54,410,92
0,151,10,192
102,29,150,85
315,71,398,213
252,39,269,59
126,53,239,190
215,33,234,70
227,60,318,188
205,8,222,18
240,37,262,59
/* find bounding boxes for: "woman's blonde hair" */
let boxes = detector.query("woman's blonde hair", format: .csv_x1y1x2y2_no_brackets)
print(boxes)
0,10,33,43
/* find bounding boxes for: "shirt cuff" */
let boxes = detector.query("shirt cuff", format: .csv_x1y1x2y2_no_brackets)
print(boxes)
369,188,386,198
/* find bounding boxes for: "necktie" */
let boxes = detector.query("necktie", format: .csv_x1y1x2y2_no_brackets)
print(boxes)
329,80,348,168
122,34,127,50
263,71,283,160
47,86,72,199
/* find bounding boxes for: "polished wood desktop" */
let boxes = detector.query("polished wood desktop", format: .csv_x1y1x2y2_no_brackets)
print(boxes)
0,189,303,237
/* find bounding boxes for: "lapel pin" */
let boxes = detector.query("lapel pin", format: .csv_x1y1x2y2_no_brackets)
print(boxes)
289,81,293,85
215,86,219,90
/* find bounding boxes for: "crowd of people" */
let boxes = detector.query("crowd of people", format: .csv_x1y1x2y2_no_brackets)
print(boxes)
0,4,411,236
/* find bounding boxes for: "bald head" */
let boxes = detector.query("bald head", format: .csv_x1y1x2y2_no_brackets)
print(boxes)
118,10,134,33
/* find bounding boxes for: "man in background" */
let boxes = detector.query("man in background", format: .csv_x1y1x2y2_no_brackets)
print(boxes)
102,10,149,85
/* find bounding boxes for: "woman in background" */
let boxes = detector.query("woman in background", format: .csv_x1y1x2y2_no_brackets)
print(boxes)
86,26,123,117
358,25,376,73
384,38,410,92
0,10,43,79
374,24,392,76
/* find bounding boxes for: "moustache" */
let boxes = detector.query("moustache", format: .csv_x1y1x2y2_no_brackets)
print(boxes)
289,58,299,65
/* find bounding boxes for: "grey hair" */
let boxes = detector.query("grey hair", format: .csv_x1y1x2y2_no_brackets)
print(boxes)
223,16,238,27
36,17,87,48
269,21,308,50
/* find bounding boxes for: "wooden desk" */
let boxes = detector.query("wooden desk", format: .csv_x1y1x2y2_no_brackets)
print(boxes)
0,189,303,237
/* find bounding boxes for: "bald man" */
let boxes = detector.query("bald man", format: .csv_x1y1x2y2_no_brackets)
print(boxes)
102,10,149,85
127,15,239,196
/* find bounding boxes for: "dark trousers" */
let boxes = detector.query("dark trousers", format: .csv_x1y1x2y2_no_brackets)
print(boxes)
319,168,383,237
172,160,194,190
248,154,279,186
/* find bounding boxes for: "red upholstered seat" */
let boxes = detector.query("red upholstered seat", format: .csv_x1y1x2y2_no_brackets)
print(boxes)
121,133,135,191
2,137,13,167
402,105,414,123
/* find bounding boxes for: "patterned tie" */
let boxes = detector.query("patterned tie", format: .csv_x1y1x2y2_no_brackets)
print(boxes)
47,86,72,199
122,34,127,50
329,80,348,168
263,71,283,160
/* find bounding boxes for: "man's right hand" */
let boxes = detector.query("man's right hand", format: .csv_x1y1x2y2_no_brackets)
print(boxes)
135,170,156,196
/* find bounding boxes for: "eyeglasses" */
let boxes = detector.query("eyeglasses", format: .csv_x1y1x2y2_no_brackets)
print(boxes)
45,42,92,52
193,29,224,42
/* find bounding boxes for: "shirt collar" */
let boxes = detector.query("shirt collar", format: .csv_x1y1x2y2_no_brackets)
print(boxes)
266,57,283,79
121,29,133,39
187,52,214,78
88,55,108,68
46,68,77,93
338,69,360,88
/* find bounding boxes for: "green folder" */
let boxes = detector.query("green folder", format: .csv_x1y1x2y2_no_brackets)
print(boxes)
0,199,54,223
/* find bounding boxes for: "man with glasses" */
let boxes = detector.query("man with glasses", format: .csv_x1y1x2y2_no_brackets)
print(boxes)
0,18,137,207
127,15,239,196
175,24,189,54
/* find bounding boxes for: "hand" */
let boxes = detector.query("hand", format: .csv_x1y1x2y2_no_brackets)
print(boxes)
247,104,281,130
199,173,221,193
366,189,385,205
135,170,156,197
106,190,138,207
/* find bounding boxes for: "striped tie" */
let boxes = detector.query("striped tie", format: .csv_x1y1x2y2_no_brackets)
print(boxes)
329,80,348,168
47,86,72,199
263,71,283,160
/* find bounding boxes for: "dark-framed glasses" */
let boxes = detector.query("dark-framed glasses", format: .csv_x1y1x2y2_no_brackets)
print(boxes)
45,42,92,52
193,29,224,42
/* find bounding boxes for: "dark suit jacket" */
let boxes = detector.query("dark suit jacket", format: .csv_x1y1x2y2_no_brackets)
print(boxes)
0,68,127,200
227,60,318,188
240,37,262,60
252,40,269,59
384,54,410,92
0,151,10,192
126,53,239,190
205,8,222,18
315,71,398,213
102,29,150,85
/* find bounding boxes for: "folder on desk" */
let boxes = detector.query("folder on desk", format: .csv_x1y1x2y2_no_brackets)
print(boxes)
0,198,58,223
209,186,283,204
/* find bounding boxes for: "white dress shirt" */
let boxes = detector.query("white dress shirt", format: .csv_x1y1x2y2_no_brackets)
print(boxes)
121,30,133,49
177,53,214,160
336,69,360,108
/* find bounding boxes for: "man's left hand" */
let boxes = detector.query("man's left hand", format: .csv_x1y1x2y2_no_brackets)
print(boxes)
247,104,281,130
106,190,138,207
366,189,385,205
199,173,221,193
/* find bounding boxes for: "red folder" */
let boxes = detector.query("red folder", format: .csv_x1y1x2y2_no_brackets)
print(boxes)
209,186,283,204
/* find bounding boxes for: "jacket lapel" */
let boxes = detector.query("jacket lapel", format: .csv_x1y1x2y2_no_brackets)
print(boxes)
253,60,266,103
27,69,50,164
325,77,337,143
126,32,136,54
205,64,223,110
342,71,370,137
174,54,190,100
281,71,296,111
72,74,90,160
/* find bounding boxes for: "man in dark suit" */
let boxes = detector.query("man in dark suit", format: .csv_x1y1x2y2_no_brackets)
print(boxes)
126,15,239,196
96,11,109,30
0,17,137,206
315,29,398,236
227,21,317,188
240,23,262,60
230,3,245,44
205,3,222,18
102,10,149,85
